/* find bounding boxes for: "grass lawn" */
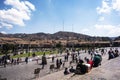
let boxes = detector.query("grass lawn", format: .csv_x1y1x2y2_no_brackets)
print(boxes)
11,50,58,58
0,53,3,56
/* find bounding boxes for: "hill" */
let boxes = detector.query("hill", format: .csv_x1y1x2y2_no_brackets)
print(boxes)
114,36,120,41
0,31,111,41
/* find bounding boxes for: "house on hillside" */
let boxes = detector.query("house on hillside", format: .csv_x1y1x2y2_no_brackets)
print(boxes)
113,40,120,47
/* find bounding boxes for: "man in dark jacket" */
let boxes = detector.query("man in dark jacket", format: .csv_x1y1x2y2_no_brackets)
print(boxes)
41,53,47,69
75,59,88,74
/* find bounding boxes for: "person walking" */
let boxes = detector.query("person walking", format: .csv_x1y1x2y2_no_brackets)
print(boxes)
25,57,28,64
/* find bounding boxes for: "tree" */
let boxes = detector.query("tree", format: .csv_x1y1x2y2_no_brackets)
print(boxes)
2,44,10,55
56,41,62,49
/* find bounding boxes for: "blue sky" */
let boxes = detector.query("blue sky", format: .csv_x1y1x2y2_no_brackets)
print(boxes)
0,0,120,37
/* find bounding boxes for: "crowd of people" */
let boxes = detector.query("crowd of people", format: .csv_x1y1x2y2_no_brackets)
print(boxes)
63,48,119,75
0,47,120,78
63,54,101,75
108,48,119,60
0,55,29,67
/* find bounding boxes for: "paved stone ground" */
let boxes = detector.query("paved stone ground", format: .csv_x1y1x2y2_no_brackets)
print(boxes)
0,47,119,80
60,56,120,80
38,52,108,80
38,48,120,80
0,50,87,80
0,54,66,80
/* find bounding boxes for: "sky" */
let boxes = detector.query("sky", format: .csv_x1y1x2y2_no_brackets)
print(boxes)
0,0,120,37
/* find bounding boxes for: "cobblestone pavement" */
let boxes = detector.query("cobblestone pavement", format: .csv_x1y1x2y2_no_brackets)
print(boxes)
0,47,119,80
38,53,109,80
0,50,88,80
59,56,120,80
38,47,120,80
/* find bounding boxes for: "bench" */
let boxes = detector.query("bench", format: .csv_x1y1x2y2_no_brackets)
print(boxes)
34,68,41,78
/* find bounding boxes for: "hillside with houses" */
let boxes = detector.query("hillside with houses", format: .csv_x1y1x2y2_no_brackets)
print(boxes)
0,31,120,48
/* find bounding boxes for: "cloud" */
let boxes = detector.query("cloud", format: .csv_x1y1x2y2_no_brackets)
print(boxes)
0,25,2,28
98,16,105,21
96,0,111,14
80,24,120,37
0,0,35,29
81,29,89,33
24,1,35,11
0,22,13,29
95,24,114,30
94,24,120,37
95,0,120,37
97,0,120,15
112,0,120,12
1,31,7,34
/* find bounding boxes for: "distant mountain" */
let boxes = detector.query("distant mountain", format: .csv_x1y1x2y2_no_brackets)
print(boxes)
0,31,113,42
52,31,90,40
109,37,116,41
0,33,7,37
114,36,120,41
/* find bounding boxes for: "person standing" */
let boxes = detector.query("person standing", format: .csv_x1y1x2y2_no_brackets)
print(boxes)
60,59,62,67
108,48,114,60
25,57,28,64
3,56,7,67
114,48,119,57
52,56,54,63
41,53,47,69
56,58,59,69
17,57,20,65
